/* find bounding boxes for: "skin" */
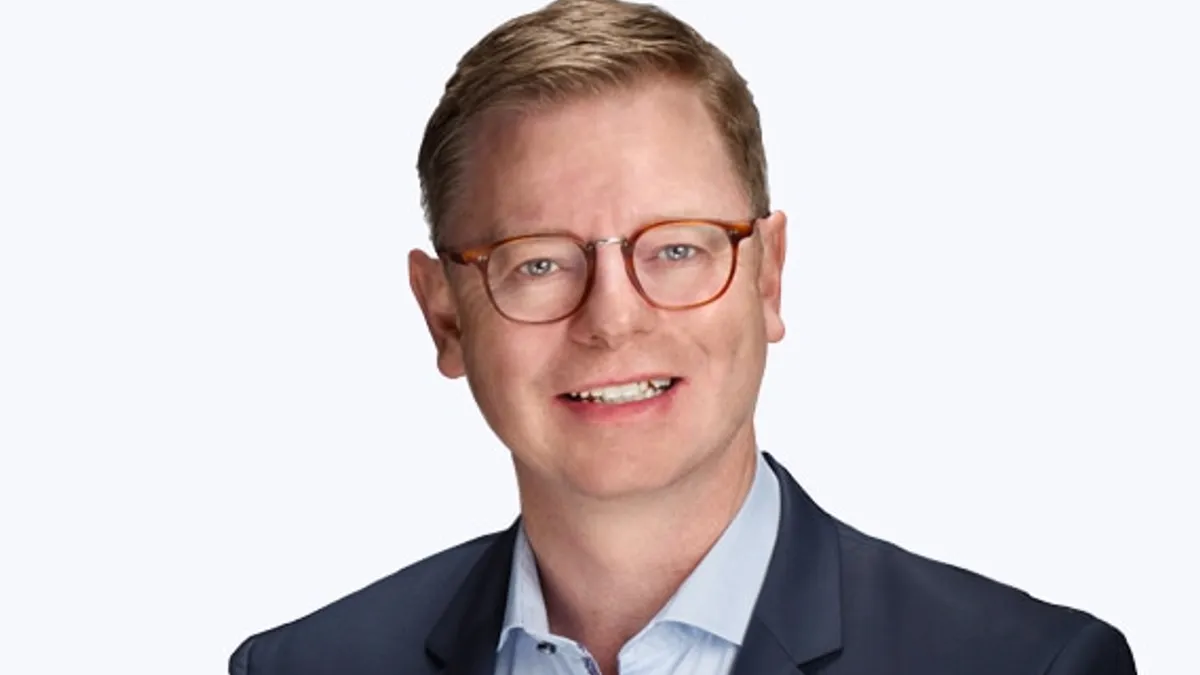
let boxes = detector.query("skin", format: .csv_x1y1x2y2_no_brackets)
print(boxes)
409,77,787,672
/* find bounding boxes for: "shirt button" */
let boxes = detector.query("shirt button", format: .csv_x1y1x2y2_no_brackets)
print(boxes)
536,641,557,655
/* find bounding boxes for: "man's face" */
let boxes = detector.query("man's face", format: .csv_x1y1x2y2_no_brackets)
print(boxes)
410,79,787,501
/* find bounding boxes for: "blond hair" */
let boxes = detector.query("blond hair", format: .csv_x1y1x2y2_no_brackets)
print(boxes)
416,0,769,248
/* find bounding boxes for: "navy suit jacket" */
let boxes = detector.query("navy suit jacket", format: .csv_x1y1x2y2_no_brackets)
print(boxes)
230,454,1136,674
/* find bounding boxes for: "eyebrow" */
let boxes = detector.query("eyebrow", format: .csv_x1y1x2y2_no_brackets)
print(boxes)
484,219,578,243
475,222,539,245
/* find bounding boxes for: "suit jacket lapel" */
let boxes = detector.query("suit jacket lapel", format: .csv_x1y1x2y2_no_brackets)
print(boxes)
732,453,844,675
424,520,519,675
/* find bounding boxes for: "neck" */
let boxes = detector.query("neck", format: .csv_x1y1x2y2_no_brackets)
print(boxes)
515,429,759,670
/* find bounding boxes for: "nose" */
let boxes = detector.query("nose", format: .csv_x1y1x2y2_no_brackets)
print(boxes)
566,241,655,349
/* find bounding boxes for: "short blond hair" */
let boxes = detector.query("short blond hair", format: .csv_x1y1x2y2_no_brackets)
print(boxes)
416,0,770,248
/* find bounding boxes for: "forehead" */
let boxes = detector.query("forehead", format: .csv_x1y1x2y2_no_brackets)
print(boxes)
455,79,749,245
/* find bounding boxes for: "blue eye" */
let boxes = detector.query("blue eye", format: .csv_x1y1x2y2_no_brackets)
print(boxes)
658,244,697,261
520,259,558,276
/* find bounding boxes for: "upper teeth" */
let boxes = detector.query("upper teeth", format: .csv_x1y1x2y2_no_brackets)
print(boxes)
568,378,674,403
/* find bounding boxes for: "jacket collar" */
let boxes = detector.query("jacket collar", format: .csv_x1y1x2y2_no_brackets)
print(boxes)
424,452,843,674
731,452,843,674
423,522,517,675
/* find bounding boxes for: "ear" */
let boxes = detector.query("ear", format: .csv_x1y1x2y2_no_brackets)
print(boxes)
408,249,466,379
756,210,788,343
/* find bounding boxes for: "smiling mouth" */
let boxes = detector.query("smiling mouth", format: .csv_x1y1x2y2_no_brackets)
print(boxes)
560,377,681,404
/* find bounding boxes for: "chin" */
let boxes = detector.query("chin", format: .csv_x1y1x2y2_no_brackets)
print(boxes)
554,437,711,500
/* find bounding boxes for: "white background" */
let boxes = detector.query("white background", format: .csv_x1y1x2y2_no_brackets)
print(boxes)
1,1,1196,673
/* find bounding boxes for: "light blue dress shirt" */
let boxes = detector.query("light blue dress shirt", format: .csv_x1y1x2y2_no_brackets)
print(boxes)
494,451,781,675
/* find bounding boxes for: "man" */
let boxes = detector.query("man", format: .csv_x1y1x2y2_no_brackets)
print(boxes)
230,1,1136,673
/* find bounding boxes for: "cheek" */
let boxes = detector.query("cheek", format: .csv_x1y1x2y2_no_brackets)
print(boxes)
689,285,767,388
462,332,530,437
704,282,765,349
462,316,558,399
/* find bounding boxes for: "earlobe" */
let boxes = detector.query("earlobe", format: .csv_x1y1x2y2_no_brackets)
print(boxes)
408,249,466,379
757,211,788,343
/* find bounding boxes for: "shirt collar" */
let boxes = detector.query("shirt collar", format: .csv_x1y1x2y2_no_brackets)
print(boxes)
497,450,781,650
497,522,551,649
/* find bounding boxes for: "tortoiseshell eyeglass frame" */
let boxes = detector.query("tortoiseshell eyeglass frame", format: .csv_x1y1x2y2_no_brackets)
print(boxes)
435,217,762,325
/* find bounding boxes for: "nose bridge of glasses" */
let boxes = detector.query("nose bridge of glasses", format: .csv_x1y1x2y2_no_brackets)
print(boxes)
582,235,644,299
586,235,628,252
588,235,636,270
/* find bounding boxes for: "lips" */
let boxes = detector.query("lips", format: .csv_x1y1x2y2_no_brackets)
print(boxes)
560,376,682,404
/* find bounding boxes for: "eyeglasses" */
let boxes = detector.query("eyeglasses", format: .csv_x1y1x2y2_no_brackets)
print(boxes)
436,218,760,324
